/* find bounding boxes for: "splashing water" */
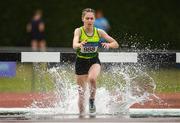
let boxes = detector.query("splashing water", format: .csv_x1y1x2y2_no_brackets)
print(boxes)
32,62,157,116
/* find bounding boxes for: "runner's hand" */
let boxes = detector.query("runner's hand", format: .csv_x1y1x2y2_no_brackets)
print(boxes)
101,43,110,49
79,40,87,48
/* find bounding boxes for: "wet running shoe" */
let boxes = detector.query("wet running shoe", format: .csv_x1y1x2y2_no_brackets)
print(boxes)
89,98,96,115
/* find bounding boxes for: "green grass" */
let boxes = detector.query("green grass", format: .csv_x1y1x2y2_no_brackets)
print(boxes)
0,63,180,93
0,63,54,92
149,68,180,93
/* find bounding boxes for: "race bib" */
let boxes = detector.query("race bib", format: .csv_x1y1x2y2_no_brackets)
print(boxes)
80,46,98,53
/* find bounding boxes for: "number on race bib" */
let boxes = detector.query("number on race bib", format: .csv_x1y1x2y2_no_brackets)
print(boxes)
81,46,98,53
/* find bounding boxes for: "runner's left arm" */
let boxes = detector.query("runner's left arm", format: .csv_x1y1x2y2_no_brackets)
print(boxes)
98,29,119,49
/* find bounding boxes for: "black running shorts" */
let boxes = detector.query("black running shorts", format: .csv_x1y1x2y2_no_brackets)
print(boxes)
75,56,101,75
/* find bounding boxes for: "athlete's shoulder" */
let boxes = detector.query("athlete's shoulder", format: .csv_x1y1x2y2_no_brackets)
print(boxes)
74,27,81,35
97,28,105,32
97,28,106,36
74,27,81,31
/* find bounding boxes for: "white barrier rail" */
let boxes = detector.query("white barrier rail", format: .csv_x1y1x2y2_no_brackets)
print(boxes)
21,52,138,63
21,52,60,62
176,53,180,63
99,52,138,63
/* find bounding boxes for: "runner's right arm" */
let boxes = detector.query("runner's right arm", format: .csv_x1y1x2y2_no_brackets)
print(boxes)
73,28,87,49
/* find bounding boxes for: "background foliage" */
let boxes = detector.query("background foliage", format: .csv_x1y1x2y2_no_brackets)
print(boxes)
0,0,180,50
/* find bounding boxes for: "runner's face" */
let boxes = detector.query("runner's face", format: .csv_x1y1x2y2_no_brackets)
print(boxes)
82,12,95,28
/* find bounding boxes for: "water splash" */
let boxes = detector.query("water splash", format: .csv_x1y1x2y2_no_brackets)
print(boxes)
32,62,157,115
97,63,157,115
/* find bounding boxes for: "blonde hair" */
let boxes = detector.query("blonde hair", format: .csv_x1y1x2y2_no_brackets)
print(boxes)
82,8,95,18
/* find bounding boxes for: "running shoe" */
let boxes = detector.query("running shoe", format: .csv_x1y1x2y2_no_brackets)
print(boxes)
89,98,96,115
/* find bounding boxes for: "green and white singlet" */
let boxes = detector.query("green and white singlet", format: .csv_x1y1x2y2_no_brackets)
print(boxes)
76,27,100,59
